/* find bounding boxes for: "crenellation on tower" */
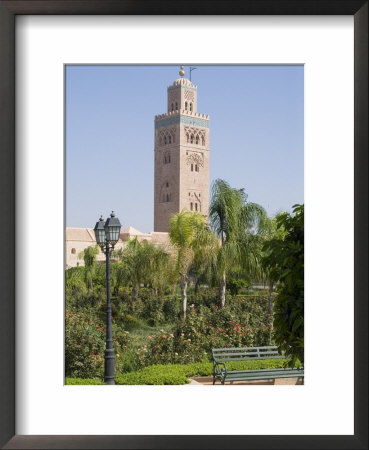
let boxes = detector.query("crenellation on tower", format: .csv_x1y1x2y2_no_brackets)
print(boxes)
154,70,210,232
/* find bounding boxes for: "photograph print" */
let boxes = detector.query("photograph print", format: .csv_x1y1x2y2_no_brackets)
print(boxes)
65,65,304,386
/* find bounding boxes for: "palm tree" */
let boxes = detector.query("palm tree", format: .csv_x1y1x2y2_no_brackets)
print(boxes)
169,210,216,319
78,245,100,291
209,179,266,308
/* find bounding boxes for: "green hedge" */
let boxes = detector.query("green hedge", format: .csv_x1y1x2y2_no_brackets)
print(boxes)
66,358,299,385
116,358,293,385
65,377,104,385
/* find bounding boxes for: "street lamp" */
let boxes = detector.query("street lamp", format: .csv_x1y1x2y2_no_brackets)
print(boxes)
94,211,121,385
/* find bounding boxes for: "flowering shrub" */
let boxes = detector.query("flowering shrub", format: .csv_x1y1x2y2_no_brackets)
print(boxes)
65,311,131,378
65,287,276,377
136,296,274,365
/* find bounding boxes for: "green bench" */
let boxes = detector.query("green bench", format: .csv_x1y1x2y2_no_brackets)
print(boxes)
212,346,304,385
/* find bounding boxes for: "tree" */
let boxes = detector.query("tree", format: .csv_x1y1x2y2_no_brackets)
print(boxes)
169,210,216,319
209,179,266,308
258,214,287,314
262,204,304,366
65,266,87,297
116,237,170,300
78,245,100,291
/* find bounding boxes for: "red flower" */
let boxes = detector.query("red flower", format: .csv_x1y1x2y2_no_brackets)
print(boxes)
91,353,95,356
102,327,106,331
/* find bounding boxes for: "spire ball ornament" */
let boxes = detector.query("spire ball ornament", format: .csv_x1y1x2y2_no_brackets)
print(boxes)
179,65,185,77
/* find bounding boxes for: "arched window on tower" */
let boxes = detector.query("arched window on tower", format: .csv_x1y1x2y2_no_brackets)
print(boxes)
175,102,178,110
195,203,198,211
185,101,188,110
164,136,167,145
190,103,193,112
201,136,205,146
195,135,199,145
190,135,194,144
195,164,198,172
168,136,171,144
171,103,174,111
191,164,193,172
186,133,189,143
190,203,193,211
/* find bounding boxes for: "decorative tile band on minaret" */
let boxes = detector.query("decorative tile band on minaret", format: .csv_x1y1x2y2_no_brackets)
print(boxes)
154,67,210,232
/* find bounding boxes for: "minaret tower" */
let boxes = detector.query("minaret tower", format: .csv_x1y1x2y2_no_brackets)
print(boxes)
154,66,210,232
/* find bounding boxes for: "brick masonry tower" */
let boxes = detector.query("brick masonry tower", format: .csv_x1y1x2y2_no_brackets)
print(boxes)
154,67,210,232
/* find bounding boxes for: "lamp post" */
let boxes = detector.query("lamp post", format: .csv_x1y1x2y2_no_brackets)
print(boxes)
94,211,121,385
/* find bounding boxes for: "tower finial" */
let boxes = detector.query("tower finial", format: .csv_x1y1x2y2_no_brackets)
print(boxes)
179,65,185,77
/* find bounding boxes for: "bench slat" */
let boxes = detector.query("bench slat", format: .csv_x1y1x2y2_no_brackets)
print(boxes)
212,346,283,362
227,368,303,376
213,346,278,351
213,352,281,358
225,373,303,381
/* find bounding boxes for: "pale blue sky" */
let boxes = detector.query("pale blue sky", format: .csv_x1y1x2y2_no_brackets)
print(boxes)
66,65,304,232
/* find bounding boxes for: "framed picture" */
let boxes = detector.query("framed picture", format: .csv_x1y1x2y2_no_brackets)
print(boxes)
0,1,367,449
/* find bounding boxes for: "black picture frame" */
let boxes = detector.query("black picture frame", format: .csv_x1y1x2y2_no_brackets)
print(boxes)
0,1,367,449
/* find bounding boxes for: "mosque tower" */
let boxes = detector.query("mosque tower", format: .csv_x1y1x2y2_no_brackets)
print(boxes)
154,66,210,232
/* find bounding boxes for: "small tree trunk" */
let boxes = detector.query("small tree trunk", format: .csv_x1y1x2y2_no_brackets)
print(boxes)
132,284,139,301
268,282,274,315
219,273,226,309
180,275,188,319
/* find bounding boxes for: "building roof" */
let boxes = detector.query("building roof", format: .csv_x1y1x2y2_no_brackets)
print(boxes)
66,228,96,242
120,226,144,236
